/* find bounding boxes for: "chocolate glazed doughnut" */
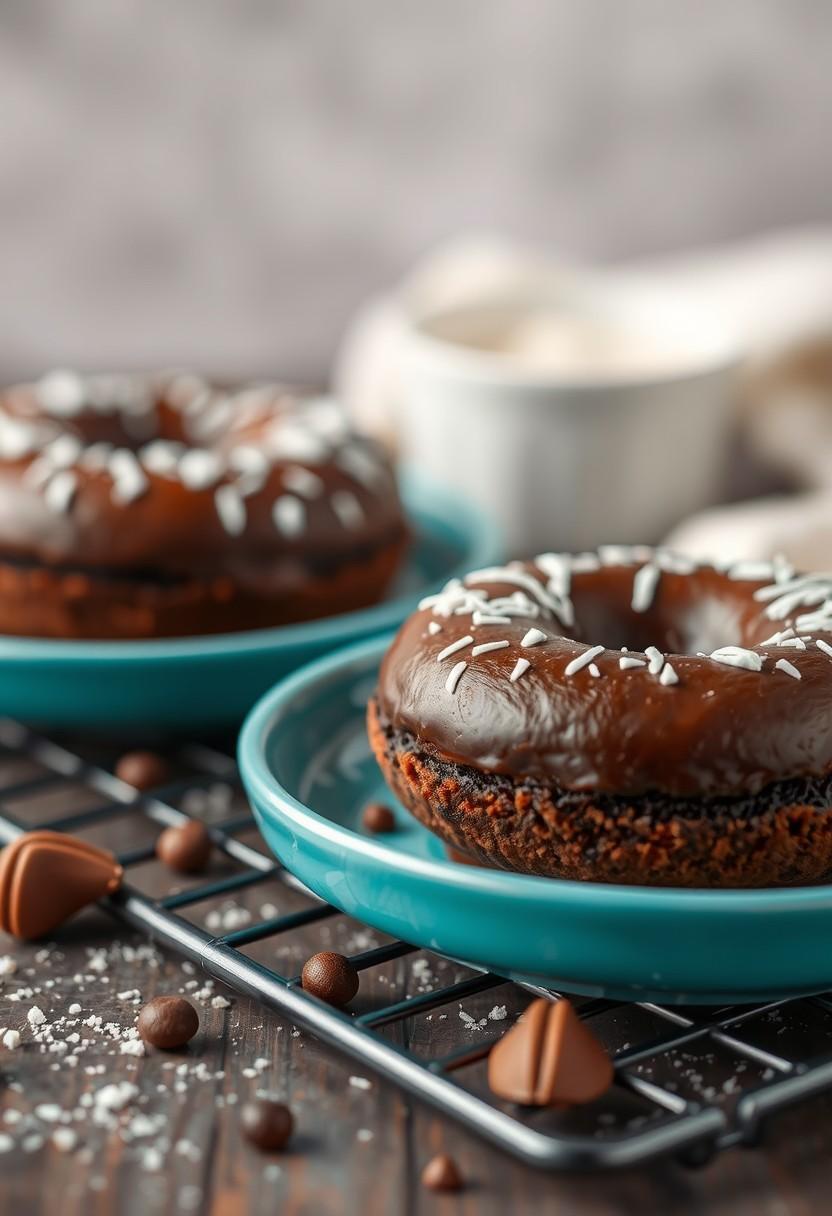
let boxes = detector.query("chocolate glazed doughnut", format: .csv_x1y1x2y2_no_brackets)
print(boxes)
369,547,832,888
0,372,407,638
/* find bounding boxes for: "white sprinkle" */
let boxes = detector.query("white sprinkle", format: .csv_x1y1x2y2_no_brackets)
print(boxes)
282,466,323,499
109,449,148,504
472,612,513,626
570,552,602,573
0,955,17,977
776,637,806,649
27,1005,46,1027
43,470,77,514
214,485,246,536
36,370,85,415
619,656,647,670
471,640,510,657
0,1134,13,1153
348,1075,372,1090
68,1003,81,1015
436,635,474,663
427,621,442,636
588,663,601,677
357,1128,374,1143
816,638,832,659
710,646,763,671
178,449,224,490
45,435,82,468
52,1128,78,1153
728,560,776,581
331,489,364,528
445,661,467,694
564,645,605,677
272,495,305,538
337,445,385,490
2,1029,20,1050
645,646,665,675
79,441,115,471
759,628,795,646
227,445,270,477
535,552,572,599
120,1039,145,1057
659,663,679,686
521,628,547,648
631,563,661,614
775,658,801,680
211,995,231,1010
139,439,186,476
34,1103,62,1123
509,658,531,683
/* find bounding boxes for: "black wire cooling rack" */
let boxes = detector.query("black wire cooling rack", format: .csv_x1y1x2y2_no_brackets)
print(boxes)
2,716,832,1173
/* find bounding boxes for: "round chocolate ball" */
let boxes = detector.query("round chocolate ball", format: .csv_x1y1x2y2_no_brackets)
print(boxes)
361,802,396,834
116,750,170,791
156,819,212,874
240,1099,294,1152
421,1153,463,1192
301,951,359,1007
137,995,199,1049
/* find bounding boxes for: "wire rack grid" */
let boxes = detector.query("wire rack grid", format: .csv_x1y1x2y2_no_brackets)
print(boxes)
1,716,832,1173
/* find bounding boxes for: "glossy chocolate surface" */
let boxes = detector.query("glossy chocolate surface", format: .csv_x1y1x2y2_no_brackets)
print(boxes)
377,557,832,797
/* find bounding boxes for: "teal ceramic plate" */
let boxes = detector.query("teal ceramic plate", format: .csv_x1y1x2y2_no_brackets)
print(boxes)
0,475,497,733
240,635,832,1005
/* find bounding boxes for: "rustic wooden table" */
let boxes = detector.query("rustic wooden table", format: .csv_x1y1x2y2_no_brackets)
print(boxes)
3,904,832,1216
1,632,831,1216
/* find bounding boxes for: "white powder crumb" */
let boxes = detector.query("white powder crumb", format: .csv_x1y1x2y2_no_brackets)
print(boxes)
68,1003,82,1015
22,1134,44,1153
356,1128,373,1142
120,1039,145,1057
211,995,231,1010
0,956,17,977
2,1030,21,1050
27,1006,47,1028
142,1147,164,1172
52,1128,78,1153
488,1005,508,1021
242,1068,258,1079
34,1104,63,1123
349,1075,372,1090
93,1082,138,1114
0,1134,13,1153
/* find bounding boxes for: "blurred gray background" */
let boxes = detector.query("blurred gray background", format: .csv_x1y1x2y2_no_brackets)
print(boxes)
1,0,830,381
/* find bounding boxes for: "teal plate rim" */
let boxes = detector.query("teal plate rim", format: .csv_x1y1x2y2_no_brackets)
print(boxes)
0,469,495,663
239,633,832,1004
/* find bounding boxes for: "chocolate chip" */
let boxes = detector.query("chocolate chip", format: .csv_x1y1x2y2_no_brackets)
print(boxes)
301,951,359,1007
421,1154,463,1192
137,996,199,1049
155,819,212,874
115,750,170,791
487,997,612,1106
0,831,122,940
240,1099,294,1152
361,802,396,834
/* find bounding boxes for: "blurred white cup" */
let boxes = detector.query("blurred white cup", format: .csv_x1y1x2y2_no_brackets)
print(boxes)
398,282,740,554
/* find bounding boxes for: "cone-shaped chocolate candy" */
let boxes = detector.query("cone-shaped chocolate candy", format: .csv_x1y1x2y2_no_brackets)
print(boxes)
0,830,123,940
488,997,613,1106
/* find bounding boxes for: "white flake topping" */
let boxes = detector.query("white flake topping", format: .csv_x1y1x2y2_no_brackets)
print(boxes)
177,449,224,490
436,635,474,663
43,470,77,514
331,489,364,528
214,485,247,536
509,658,531,683
445,661,467,694
272,495,305,537
659,663,679,686
709,646,764,672
564,645,605,676
282,466,324,499
775,658,801,679
521,628,547,648
471,640,510,657
631,563,661,614
619,656,647,670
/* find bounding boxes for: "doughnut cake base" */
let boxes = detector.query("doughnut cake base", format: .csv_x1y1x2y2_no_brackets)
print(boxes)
368,699,832,888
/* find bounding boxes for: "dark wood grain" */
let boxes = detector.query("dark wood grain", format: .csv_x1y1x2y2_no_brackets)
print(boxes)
3,749,832,1215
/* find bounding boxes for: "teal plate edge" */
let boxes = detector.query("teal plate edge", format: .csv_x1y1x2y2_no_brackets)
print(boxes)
239,633,832,1005
0,471,499,731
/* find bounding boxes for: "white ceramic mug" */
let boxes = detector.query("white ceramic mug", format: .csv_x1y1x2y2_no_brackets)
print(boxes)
398,284,740,555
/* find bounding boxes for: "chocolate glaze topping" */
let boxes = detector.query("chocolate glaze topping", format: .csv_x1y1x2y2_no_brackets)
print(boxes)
377,550,832,798
0,373,403,583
